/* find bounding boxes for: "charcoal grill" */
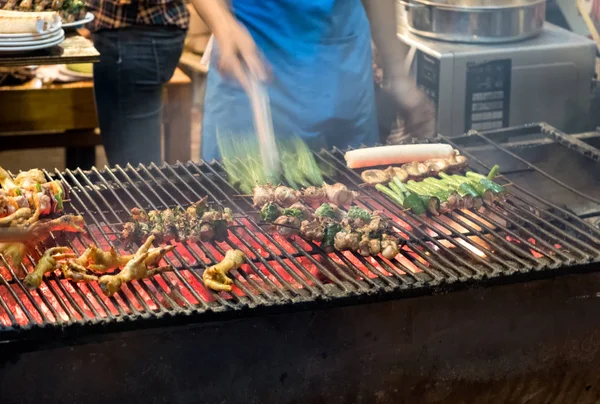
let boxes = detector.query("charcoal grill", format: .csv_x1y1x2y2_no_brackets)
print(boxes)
0,123,599,403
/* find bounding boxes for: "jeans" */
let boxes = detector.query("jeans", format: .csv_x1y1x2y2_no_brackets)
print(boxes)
92,26,186,166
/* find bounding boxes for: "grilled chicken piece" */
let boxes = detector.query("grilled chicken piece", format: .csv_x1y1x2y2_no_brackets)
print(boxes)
76,244,174,273
273,186,300,207
300,219,325,242
98,236,172,296
358,234,382,257
0,208,31,225
23,247,76,290
61,261,99,283
34,0,52,11
323,183,358,207
252,185,274,207
381,234,399,260
271,215,300,238
28,214,85,236
202,249,245,292
333,231,360,252
302,186,326,207
14,169,46,188
0,242,27,267
2,0,18,10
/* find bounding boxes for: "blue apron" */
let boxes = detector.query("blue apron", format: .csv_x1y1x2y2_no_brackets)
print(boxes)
201,0,378,161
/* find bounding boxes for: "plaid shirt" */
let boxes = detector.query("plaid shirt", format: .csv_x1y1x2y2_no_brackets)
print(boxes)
87,0,189,32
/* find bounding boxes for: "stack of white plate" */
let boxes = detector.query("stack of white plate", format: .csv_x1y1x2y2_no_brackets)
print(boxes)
0,22,64,54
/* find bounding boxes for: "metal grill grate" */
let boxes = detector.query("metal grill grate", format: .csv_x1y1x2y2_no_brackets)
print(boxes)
0,123,599,341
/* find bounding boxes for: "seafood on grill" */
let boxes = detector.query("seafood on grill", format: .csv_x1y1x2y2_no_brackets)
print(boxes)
121,197,234,244
376,165,506,216
23,247,77,290
260,201,400,260
0,165,67,226
0,214,85,268
98,236,173,296
360,151,469,185
253,183,359,208
202,249,246,292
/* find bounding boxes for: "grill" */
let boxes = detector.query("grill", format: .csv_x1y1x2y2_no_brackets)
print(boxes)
0,123,598,342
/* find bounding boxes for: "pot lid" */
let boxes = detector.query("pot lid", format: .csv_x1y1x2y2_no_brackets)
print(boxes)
410,0,546,9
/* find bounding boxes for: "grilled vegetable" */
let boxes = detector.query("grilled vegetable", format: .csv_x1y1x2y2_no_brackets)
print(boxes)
347,206,371,222
322,223,342,252
315,203,337,219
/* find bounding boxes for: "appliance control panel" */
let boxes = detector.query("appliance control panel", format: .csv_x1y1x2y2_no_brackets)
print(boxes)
416,50,440,110
464,59,512,132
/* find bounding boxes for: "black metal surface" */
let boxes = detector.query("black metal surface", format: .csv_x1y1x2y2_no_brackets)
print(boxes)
0,123,599,344
4,271,600,404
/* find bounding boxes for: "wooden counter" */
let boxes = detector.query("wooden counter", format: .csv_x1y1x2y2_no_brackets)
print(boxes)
0,68,192,167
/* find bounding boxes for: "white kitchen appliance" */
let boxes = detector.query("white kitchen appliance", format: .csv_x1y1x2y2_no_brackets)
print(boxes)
398,23,597,136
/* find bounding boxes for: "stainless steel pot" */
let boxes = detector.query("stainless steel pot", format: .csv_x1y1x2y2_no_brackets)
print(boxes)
397,0,547,43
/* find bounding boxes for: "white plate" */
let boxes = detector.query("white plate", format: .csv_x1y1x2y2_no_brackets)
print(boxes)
62,12,94,28
0,21,62,39
0,29,64,46
58,63,93,78
0,30,64,53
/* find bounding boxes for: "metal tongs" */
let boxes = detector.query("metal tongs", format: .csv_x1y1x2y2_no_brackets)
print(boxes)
246,70,280,181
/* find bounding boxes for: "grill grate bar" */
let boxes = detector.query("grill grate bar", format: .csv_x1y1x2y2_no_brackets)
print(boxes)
1,124,599,336
55,169,159,317
133,163,263,305
0,255,54,324
317,150,493,279
89,166,207,310
149,162,296,300
60,167,168,315
182,162,349,296
74,166,196,312
441,135,600,240
107,165,234,310
166,164,310,298
117,164,248,309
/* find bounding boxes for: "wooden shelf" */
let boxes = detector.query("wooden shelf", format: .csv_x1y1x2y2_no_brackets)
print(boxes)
0,32,99,68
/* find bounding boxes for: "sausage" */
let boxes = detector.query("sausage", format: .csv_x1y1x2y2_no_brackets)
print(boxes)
344,144,454,169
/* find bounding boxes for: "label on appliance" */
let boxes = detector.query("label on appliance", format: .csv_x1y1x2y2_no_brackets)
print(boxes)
465,59,511,132
416,51,440,109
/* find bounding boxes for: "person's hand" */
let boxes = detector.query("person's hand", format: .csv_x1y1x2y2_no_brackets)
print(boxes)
386,77,437,140
214,20,268,92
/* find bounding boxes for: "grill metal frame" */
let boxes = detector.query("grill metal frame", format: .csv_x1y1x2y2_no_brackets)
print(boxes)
0,123,598,345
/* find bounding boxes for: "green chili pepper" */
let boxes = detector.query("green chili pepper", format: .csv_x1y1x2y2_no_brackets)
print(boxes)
55,191,64,211
479,178,505,194
487,165,500,180
403,194,426,216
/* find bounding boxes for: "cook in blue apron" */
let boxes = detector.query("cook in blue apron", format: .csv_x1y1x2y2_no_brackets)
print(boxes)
200,0,379,162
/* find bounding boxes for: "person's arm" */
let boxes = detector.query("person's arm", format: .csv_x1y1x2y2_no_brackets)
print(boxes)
361,0,408,83
190,0,266,90
362,0,436,139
